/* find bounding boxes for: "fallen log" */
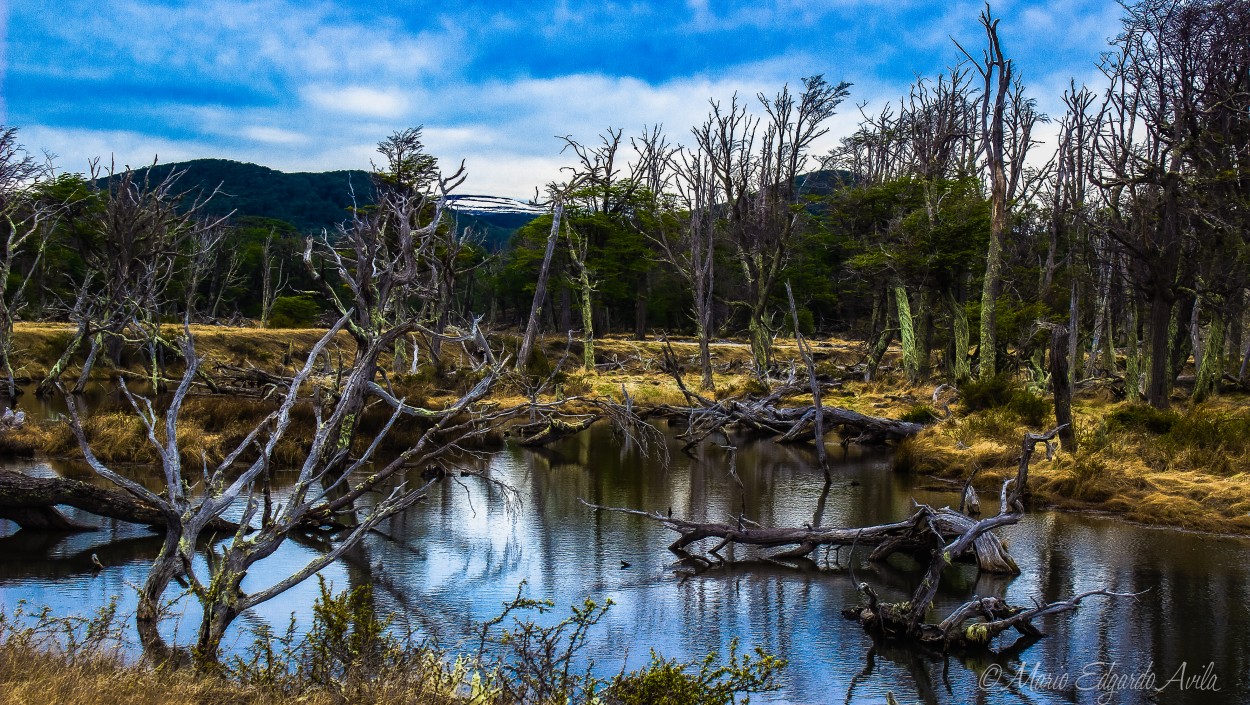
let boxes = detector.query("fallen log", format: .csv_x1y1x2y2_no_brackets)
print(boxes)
839,425,1139,649
579,500,1019,574
0,469,239,533
585,424,1129,649
649,341,921,448
516,415,598,447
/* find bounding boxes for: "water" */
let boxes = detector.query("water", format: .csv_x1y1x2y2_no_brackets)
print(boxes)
1,422,1247,704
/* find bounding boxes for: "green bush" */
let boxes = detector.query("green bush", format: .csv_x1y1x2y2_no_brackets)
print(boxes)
1107,404,1179,435
900,404,941,424
1006,388,1052,427
1165,410,1250,456
960,374,1017,411
608,639,786,705
959,373,1051,426
268,296,321,329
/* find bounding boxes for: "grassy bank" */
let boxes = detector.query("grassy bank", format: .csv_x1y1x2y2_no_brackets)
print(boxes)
6,323,1250,535
895,377,1250,534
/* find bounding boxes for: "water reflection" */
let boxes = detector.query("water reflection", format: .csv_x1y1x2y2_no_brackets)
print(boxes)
1,423,1247,704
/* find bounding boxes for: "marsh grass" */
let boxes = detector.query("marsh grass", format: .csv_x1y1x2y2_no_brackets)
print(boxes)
901,395,1250,533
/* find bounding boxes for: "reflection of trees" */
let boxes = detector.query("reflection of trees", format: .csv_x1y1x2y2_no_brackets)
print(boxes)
0,531,165,581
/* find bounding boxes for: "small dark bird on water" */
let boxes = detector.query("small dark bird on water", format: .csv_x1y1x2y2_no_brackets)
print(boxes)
90,553,104,571
620,560,631,569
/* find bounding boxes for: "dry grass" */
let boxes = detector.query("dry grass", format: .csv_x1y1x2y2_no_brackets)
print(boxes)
0,641,474,705
897,393,1250,535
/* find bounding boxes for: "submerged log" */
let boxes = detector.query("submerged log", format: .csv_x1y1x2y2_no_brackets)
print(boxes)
838,425,1138,649
585,424,1129,650
0,469,238,533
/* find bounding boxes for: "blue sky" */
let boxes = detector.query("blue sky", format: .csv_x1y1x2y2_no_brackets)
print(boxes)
3,0,1121,198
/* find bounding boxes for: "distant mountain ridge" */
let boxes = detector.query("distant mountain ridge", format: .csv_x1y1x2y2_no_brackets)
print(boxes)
107,158,541,248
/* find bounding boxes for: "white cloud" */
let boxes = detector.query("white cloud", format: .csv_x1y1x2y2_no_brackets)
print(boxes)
13,0,1127,200
241,126,308,145
301,85,411,119
14,0,455,86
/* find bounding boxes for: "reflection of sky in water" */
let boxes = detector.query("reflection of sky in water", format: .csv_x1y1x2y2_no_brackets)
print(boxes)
3,424,1249,704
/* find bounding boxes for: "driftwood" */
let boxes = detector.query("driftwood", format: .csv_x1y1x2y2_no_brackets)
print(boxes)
652,337,921,449
586,425,1135,649
580,499,1018,574
842,425,1140,649
516,416,597,446
0,469,238,533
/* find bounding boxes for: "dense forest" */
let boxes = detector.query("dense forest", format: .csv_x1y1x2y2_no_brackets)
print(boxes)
0,0,1246,413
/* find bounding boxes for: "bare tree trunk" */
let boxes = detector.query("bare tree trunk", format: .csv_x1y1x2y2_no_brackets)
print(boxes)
634,274,648,341
1146,290,1173,408
1194,304,1225,403
577,271,594,371
137,537,183,661
1068,278,1081,380
72,333,102,395
1051,325,1077,452
38,328,88,397
947,290,970,382
788,282,826,472
517,204,564,372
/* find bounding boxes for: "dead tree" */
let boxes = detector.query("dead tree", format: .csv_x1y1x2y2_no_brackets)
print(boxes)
0,468,236,533
64,318,517,666
36,160,227,396
516,183,579,373
658,144,719,390
259,228,289,328
303,147,467,469
839,426,1141,649
955,8,1043,380
787,281,827,471
650,340,923,450
691,77,849,377
582,500,1018,574
0,127,54,398
1091,0,1250,408
587,425,1134,648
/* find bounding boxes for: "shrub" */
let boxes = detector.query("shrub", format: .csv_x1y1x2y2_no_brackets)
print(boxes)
607,639,786,705
899,404,941,424
1107,404,1179,435
959,373,1051,427
268,296,321,329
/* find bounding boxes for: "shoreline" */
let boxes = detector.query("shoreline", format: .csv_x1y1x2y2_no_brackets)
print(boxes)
4,322,1249,538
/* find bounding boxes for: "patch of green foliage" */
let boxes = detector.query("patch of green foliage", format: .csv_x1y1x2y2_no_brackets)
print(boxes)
268,296,321,328
1107,404,1179,435
608,639,786,705
960,374,1051,426
900,404,941,424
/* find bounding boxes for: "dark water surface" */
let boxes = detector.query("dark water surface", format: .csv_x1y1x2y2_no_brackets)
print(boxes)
2,422,1247,704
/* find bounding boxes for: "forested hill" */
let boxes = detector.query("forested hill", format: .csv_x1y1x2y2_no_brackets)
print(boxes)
108,159,541,247
113,159,369,233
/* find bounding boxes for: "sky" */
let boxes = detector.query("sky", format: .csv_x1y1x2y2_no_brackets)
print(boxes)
2,0,1123,199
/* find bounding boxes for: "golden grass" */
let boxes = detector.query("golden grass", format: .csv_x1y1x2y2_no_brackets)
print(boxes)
0,643,466,705
898,395,1250,535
